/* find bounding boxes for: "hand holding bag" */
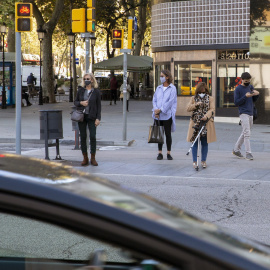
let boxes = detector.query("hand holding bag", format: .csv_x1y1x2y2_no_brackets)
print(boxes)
71,90,94,122
148,120,164,144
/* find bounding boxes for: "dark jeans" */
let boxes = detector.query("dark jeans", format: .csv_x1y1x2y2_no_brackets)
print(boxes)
78,115,96,154
155,118,172,152
110,89,117,103
192,135,208,162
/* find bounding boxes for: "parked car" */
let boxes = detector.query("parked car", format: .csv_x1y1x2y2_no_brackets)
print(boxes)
0,152,270,270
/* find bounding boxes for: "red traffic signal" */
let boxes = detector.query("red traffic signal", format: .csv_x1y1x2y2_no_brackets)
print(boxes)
112,30,123,39
16,3,31,17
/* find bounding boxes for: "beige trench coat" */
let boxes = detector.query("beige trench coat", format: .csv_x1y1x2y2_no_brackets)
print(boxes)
186,96,217,144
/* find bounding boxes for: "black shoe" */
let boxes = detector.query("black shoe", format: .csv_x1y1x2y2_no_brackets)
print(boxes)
167,154,173,160
110,102,112,105
27,103,32,106
157,153,163,160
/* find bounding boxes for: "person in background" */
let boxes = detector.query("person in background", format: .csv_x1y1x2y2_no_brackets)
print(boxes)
27,73,37,95
233,72,259,160
109,72,118,105
120,78,131,111
22,90,32,106
186,82,216,169
152,69,177,160
74,73,101,166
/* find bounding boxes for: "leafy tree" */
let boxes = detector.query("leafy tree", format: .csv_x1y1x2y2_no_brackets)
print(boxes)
250,0,270,31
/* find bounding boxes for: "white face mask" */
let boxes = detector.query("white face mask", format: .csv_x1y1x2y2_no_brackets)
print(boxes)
160,77,166,84
198,93,205,98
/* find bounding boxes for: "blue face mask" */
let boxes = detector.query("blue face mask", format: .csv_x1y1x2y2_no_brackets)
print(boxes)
160,77,166,84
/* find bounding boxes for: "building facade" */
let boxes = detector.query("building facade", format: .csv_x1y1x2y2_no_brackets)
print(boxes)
152,0,251,120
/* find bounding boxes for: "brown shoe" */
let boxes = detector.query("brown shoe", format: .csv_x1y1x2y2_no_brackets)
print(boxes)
81,152,89,166
91,153,98,166
201,161,207,168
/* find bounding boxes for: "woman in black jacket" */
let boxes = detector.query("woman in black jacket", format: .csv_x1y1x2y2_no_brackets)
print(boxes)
74,73,101,166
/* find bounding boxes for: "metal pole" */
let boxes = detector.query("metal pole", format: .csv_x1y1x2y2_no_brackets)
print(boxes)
120,49,131,141
69,42,73,102
15,32,22,154
38,39,43,105
85,37,90,73
2,33,6,109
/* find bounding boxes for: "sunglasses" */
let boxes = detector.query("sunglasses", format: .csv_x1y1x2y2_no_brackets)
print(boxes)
84,78,91,80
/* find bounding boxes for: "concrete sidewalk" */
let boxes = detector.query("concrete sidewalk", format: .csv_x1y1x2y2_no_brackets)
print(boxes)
1,99,270,180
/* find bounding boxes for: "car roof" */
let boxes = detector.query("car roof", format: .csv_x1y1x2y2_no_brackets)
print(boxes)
1,153,270,269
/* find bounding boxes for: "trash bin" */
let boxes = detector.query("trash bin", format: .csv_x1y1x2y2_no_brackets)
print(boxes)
39,110,63,160
40,110,63,140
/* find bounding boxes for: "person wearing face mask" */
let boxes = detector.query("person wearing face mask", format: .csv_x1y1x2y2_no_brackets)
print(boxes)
186,82,216,169
152,70,177,160
74,73,101,166
233,72,259,160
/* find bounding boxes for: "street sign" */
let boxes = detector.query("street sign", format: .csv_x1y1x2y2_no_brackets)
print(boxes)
134,16,138,32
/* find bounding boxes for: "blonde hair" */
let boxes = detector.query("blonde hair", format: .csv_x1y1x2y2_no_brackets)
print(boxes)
81,73,98,88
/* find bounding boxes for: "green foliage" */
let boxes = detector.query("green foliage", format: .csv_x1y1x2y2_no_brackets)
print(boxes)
250,0,270,31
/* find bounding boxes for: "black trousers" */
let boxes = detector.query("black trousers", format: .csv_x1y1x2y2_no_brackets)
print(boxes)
110,89,117,103
78,115,96,154
155,118,172,151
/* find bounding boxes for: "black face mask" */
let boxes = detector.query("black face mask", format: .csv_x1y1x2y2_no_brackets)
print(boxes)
85,80,92,86
244,82,250,86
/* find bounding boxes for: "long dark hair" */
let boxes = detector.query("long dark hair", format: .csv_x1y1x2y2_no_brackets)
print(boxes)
195,82,209,95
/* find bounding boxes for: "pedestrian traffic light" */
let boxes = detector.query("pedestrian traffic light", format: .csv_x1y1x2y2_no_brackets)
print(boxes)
87,0,96,32
15,3,33,32
72,8,86,33
128,17,134,49
112,29,124,49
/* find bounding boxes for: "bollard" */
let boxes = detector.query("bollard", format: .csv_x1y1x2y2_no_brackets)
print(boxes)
40,110,63,160
71,106,80,150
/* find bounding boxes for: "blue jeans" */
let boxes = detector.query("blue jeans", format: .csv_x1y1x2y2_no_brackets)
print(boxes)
192,135,208,162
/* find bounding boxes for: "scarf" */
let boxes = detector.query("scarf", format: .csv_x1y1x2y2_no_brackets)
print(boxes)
190,94,210,142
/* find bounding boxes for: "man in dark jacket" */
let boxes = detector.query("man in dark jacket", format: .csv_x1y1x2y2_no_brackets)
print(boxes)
109,72,118,105
27,73,37,96
233,72,259,160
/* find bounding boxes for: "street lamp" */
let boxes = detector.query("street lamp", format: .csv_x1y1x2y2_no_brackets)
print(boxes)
144,42,149,56
68,30,75,102
90,37,96,73
1,23,7,109
37,25,46,105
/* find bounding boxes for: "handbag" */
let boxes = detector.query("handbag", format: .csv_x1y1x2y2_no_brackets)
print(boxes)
71,90,94,122
71,109,84,122
253,105,258,121
148,120,164,144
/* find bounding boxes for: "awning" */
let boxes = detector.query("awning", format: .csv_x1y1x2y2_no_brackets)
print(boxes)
93,54,152,72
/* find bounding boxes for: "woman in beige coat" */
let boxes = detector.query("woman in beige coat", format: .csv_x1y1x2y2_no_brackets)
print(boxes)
186,82,216,169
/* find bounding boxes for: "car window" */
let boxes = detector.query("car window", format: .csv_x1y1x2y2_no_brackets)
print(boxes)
0,212,177,270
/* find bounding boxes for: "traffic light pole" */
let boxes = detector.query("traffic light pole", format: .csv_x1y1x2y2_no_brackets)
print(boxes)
81,32,95,73
120,49,131,141
15,32,22,154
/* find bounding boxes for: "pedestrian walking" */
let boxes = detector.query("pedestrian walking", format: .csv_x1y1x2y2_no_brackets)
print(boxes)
120,78,131,111
109,72,118,105
74,73,101,166
233,72,259,160
186,82,216,169
152,70,177,160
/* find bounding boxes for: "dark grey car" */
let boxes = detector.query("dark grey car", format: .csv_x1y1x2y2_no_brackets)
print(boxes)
0,153,270,270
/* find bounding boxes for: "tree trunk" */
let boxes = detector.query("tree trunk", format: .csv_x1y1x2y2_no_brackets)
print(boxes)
43,32,55,103
7,15,15,52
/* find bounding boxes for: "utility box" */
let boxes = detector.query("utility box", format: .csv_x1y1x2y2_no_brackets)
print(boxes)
40,110,63,140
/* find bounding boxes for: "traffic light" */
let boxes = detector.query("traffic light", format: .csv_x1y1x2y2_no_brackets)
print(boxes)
15,3,33,32
87,0,96,32
128,17,134,49
112,29,124,49
72,8,86,33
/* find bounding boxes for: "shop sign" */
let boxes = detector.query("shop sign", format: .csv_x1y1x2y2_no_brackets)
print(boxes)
218,50,250,60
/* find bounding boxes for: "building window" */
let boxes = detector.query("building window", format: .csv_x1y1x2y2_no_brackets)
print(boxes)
216,63,249,108
154,63,170,90
174,62,212,96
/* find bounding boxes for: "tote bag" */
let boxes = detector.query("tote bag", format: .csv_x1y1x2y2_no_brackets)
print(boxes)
148,120,164,144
